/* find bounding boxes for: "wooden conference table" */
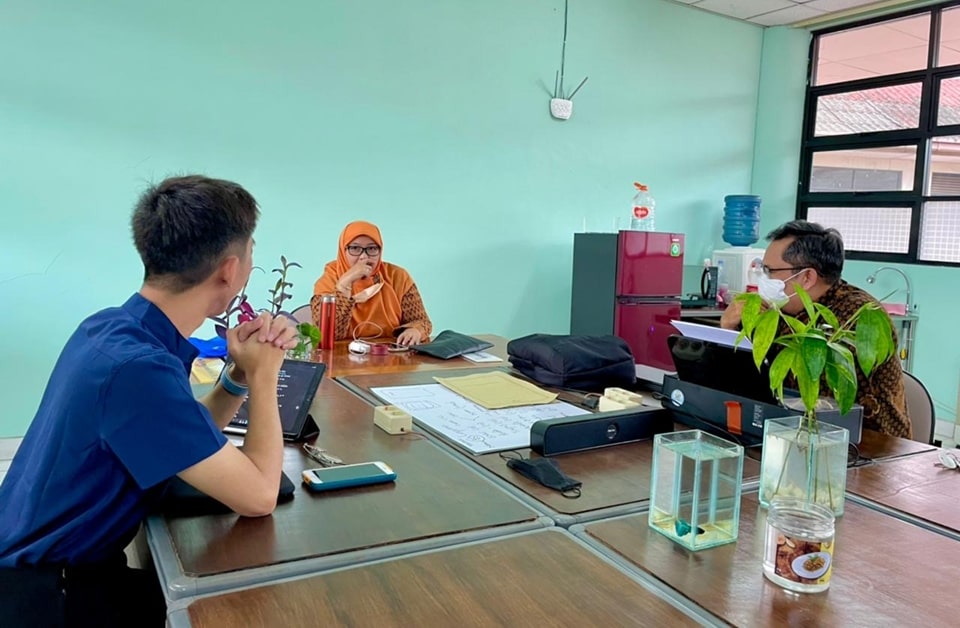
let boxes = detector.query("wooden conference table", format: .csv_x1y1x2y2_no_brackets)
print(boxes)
573,492,960,626
310,333,510,377
337,363,931,526
846,448,960,539
167,529,709,628
338,366,762,525
162,334,948,625
149,360,548,600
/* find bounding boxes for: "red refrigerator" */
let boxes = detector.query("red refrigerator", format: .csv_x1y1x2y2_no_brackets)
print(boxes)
570,231,684,371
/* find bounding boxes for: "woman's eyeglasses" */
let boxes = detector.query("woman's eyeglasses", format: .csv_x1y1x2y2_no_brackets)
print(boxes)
345,245,381,257
937,450,960,470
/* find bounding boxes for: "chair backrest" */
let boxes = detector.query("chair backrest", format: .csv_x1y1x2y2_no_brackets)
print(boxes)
902,371,935,445
290,304,312,324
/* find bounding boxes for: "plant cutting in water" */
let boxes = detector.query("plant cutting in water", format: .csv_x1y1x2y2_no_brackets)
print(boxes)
736,286,896,510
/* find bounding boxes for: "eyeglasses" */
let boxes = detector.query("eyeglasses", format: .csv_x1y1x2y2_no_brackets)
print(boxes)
762,264,803,277
938,450,960,471
302,443,344,467
345,245,381,257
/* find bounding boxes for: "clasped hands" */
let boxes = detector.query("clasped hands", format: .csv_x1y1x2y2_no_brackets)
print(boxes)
225,312,300,384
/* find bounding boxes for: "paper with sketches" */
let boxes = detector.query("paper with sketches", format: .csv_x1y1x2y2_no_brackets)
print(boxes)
434,371,556,409
670,320,753,351
370,384,589,454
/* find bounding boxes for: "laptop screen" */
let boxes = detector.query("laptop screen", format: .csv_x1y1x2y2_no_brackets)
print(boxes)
225,360,325,437
667,335,779,405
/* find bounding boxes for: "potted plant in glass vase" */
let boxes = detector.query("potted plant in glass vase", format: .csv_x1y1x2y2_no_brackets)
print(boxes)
736,286,896,516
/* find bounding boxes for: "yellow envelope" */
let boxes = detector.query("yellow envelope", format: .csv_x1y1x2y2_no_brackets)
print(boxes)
433,371,557,409
190,358,223,385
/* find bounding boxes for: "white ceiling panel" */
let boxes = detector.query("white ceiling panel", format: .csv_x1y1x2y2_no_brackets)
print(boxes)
696,0,795,21
673,0,932,29
749,4,826,26
802,0,891,14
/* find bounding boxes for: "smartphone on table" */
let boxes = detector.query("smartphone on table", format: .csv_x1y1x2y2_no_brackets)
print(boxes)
301,461,397,492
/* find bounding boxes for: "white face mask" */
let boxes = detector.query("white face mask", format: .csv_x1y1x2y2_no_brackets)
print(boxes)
352,281,383,304
757,270,804,307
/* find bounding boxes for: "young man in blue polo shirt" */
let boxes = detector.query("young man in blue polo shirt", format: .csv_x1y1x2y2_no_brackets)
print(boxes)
0,175,299,627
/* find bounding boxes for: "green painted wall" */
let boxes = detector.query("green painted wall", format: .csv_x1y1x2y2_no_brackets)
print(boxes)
752,26,960,424
0,0,763,436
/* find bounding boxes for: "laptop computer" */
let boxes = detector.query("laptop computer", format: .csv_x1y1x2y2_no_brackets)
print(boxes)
667,334,778,405
665,334,863,444
223,359,326,442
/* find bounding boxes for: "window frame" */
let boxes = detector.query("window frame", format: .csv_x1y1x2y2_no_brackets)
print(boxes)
799,1,960,267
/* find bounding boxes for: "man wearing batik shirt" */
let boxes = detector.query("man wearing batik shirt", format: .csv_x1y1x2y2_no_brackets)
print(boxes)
721,220,909,438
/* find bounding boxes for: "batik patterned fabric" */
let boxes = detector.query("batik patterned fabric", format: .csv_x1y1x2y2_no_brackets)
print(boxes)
781,279,910,438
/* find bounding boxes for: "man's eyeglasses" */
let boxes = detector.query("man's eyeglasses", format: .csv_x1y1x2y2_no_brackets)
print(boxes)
345,245,381,257
938,450,960,471
762,264,803,277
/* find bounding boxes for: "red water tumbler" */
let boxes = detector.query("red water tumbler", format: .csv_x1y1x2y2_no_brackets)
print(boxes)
319,294,336,351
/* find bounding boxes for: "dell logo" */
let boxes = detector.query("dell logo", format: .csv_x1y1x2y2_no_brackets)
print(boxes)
606,423,619,440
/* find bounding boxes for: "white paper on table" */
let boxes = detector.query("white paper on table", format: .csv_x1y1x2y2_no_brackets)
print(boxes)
370,384,588,454
670,320,753,351
461,351,503,363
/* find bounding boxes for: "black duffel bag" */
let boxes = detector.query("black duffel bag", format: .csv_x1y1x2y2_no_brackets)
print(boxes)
507,334,636,392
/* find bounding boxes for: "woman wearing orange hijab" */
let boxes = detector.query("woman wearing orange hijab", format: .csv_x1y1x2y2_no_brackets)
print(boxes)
312,221,432,345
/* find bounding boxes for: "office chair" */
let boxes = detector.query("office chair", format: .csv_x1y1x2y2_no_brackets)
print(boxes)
902,371,935,445
290,304,312,324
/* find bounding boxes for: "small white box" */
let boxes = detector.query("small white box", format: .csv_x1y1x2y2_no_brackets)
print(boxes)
599,387,656,412
374,405,413,435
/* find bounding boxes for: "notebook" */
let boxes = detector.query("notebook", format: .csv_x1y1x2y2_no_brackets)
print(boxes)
223,359,326,442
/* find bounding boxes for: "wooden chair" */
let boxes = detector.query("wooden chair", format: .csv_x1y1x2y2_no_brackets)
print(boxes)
902,371,935,445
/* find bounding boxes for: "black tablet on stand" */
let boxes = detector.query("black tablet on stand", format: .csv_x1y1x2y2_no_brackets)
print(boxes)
223,359,326,442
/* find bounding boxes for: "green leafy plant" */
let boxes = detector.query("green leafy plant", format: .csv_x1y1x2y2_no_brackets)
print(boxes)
291,322,321,360
268,256,301,317
735,286,896,512
736,286,896,419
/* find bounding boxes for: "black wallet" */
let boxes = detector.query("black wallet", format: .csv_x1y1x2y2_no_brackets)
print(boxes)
412,330,493,360
158,472,296,517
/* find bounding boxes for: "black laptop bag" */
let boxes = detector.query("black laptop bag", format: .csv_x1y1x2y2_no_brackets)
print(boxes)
506,334,636,393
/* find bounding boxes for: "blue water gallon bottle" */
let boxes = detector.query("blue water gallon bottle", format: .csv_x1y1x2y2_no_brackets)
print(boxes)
722,195,762,246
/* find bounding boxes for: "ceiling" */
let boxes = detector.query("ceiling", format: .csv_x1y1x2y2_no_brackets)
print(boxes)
674,0,918,27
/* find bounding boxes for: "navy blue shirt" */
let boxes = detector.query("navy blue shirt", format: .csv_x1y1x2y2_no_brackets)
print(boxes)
0,294,228,566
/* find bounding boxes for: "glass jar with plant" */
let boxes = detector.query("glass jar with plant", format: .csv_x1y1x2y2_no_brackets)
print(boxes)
736,286,896,515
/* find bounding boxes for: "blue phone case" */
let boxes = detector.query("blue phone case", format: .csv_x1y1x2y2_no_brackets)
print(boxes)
302,462,397,492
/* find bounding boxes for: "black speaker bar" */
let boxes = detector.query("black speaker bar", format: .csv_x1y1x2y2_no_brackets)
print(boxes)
530,406,674,456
